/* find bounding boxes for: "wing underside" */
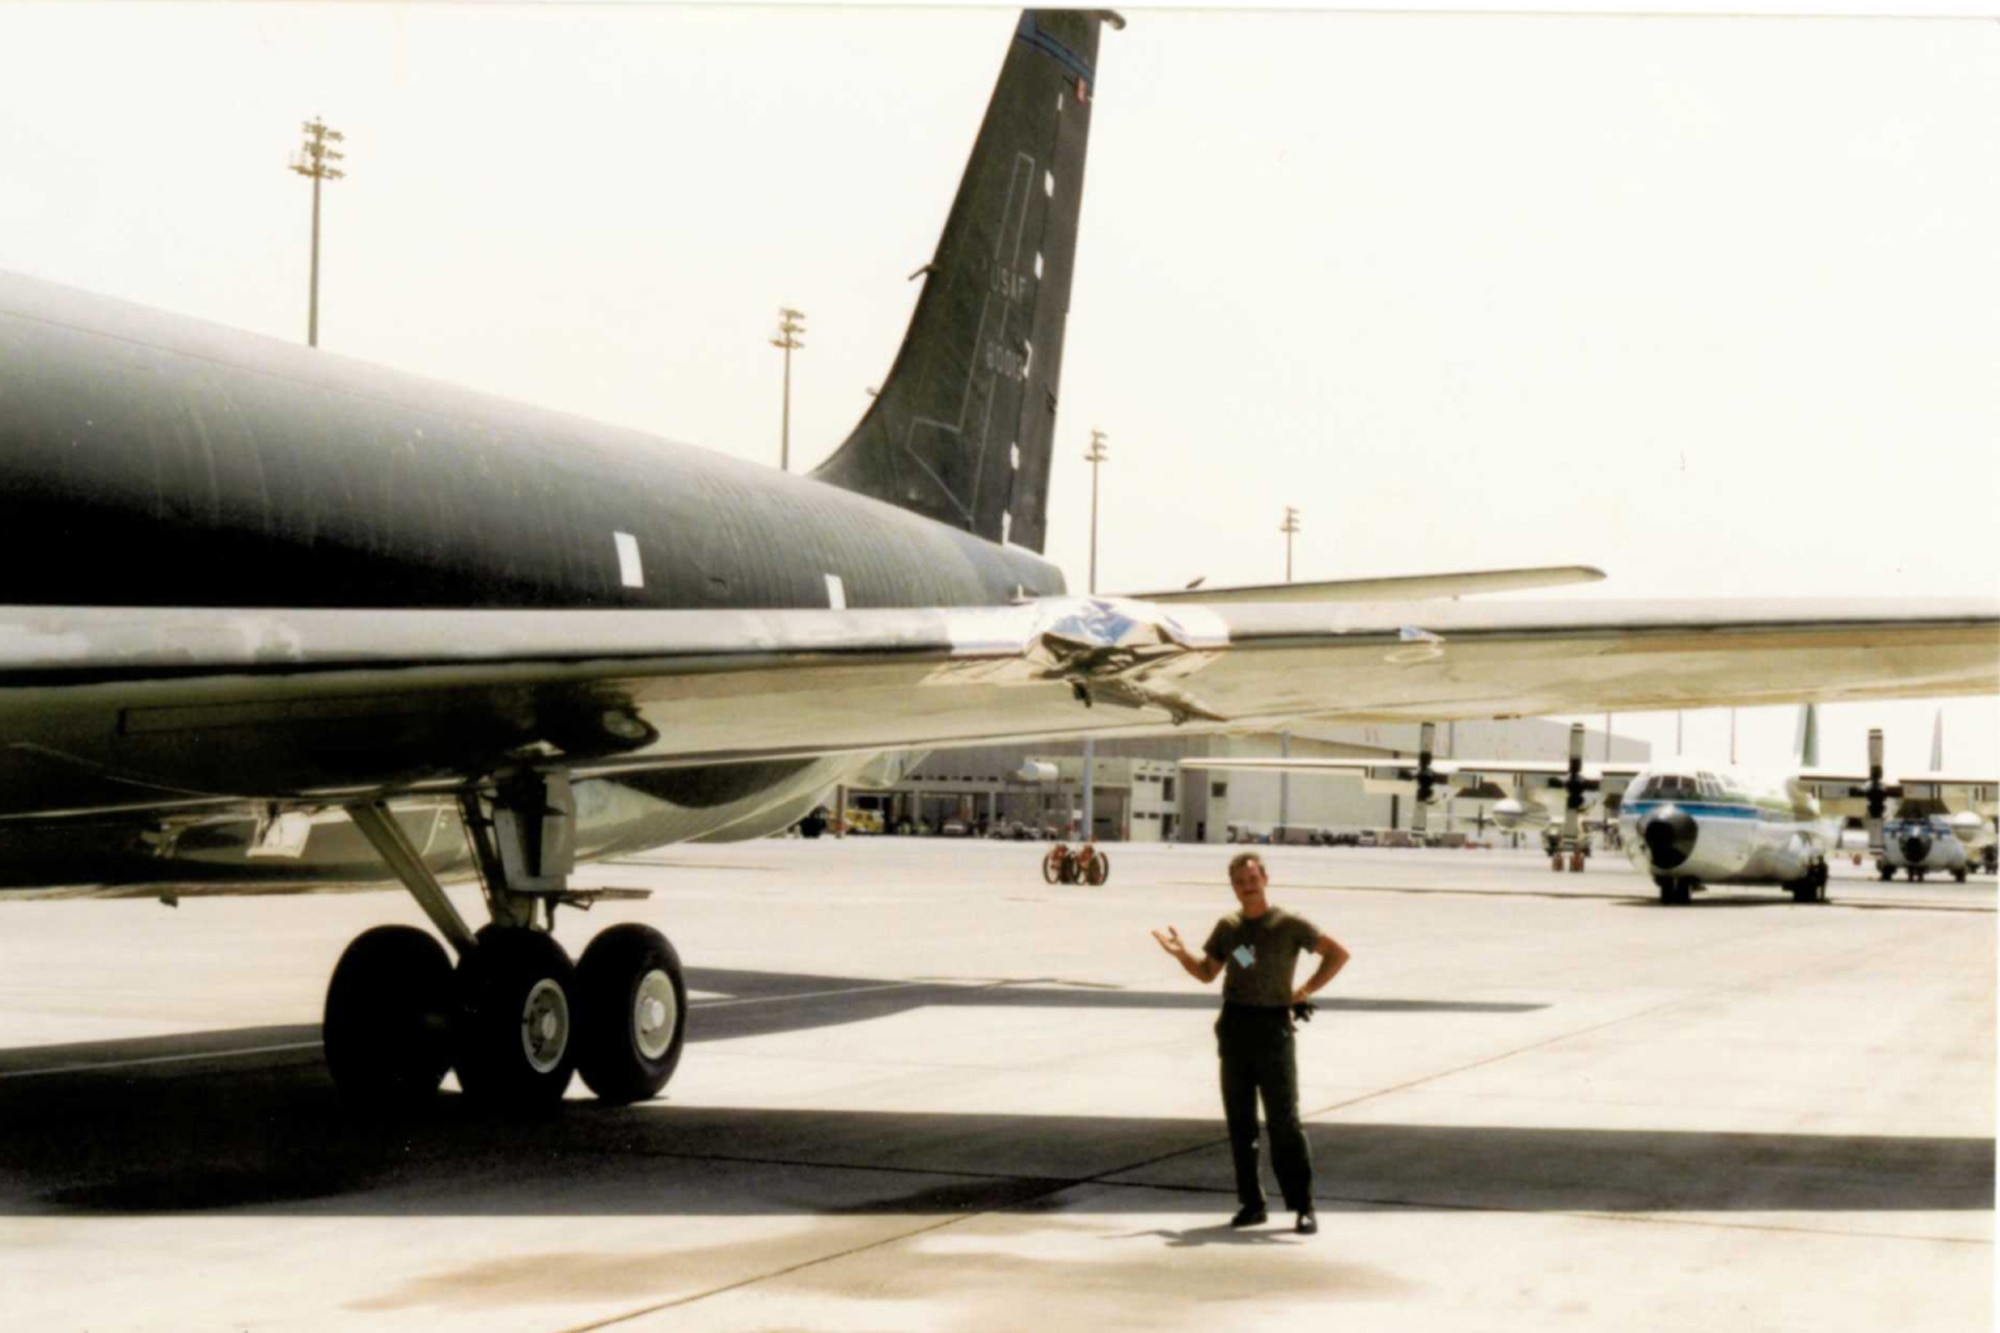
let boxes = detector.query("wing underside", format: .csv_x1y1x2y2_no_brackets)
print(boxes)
1,596,1994,819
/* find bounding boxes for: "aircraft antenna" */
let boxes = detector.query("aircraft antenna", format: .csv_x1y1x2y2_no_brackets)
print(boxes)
288,117,346,349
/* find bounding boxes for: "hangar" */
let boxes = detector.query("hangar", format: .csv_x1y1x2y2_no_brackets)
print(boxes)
848,718,1649,843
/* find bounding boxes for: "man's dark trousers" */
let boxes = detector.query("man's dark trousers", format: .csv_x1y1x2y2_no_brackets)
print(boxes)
1216,1003,1313,1211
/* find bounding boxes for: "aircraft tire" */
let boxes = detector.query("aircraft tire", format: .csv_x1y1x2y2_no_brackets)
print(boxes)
323,925,455,1106
1877,864,1895,881
1791,863,1829,904
1654,877,1692,906
1952,867,1968,884
574,923,687,1104
454,926,577,1109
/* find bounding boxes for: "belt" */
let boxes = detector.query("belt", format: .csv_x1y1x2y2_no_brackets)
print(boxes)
1218,1001,1293,1020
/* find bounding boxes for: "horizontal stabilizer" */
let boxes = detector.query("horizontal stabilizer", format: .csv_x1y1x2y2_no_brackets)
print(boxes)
1133,565,1605,605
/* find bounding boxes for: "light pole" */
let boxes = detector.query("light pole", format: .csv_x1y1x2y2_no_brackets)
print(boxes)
1081,429,1109,842
1276,504,1302,830
1084,429,1109,594
770,307,807,471
288,118,345,348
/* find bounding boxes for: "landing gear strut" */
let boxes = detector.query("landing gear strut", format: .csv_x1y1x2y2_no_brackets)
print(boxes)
326,774,688,1110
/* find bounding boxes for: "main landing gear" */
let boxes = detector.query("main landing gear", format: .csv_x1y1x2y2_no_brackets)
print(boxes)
326,774,687,1110
1653,875,1695,906
1788,860,1830,904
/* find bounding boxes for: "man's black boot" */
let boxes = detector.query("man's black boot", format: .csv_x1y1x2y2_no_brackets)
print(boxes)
1295,1210,1318,1235
1230,1204,1267,1228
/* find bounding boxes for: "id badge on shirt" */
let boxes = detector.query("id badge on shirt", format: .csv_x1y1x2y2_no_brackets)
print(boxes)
1231,944,1256,969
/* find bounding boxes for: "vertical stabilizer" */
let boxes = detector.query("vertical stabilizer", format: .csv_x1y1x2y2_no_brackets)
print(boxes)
1793,703,1820,769
812,10,1118,552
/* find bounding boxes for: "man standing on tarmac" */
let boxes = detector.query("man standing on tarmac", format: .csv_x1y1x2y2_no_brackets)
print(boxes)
1152,851,1350,1234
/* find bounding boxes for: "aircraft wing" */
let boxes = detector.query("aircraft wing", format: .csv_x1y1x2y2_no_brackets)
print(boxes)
1885,771,1999,791
2,596,1995,819
1130,564,1605,604
1176,757,1643,780
1797,769,1999,799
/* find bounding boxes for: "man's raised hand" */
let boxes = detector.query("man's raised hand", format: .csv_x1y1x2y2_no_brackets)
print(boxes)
1151,926,1185,957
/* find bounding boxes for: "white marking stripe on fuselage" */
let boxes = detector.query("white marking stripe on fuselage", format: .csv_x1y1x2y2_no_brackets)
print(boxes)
613,531,644,588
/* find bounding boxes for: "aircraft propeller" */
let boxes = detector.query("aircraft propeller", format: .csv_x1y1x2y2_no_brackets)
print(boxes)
1549,721,1599,857
1409,721,1445,837
1847,727,1901,854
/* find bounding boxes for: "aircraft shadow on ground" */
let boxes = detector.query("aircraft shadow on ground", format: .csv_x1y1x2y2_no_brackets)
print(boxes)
0,992,1987,1219
680,968,1544,1042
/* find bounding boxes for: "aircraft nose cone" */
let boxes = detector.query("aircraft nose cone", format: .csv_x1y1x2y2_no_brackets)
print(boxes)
1643,808,1698,871
1901,835,1932,864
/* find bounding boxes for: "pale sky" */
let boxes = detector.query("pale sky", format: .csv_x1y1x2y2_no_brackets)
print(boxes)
0,3,1994,778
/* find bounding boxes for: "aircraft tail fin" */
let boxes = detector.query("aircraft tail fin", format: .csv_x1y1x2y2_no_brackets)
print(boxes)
811,10,1120,552
1794,703,1820,769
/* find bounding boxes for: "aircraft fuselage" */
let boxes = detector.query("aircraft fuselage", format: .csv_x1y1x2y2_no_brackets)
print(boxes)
0,272,1065,890
1618,766,1829,892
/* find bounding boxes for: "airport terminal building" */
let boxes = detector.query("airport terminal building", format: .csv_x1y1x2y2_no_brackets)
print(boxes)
848,719,1650,844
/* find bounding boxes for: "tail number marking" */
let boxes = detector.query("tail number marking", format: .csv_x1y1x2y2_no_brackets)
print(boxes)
983,339,1028,382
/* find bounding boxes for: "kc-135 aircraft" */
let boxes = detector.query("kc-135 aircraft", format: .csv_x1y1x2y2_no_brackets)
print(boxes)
1,10,1996,1110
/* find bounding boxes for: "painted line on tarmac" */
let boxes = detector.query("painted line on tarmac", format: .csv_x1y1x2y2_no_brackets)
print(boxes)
0,981,996,1080
0,1041,326,1080
557,1213,976,1333
690,979,957,1009
1096,1179,1991,1247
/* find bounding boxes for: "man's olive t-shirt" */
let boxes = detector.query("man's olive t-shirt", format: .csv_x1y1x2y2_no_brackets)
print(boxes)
1202,907,1323,1006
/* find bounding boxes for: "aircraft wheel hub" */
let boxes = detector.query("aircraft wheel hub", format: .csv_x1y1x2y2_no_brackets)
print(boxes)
520,978,572,1074
634,970,679,1061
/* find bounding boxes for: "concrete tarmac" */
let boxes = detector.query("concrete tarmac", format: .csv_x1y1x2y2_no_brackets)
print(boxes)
0,840,1989,1331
